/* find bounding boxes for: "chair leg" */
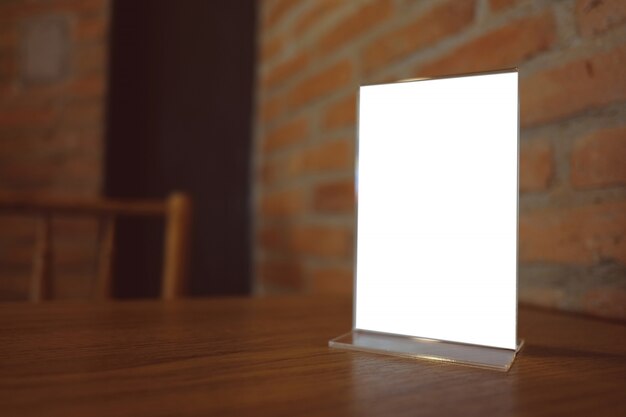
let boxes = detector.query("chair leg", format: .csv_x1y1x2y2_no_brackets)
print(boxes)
96,216,116,299
162,193,192,299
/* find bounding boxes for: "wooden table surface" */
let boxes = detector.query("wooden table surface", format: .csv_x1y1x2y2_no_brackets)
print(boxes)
1,296,625,417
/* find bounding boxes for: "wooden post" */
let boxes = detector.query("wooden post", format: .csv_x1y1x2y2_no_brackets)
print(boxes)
161,193,192,299
31,214,52,302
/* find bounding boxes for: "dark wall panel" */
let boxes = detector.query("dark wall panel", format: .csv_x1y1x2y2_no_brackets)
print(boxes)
105,0,256,296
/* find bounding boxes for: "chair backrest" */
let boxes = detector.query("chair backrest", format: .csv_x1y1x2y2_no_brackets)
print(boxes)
0,192,192,301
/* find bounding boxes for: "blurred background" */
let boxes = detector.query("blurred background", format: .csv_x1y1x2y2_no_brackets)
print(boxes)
0,0,624,320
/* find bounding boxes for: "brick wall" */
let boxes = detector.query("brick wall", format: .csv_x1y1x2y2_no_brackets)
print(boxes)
254,0,626,320
0,0,110,299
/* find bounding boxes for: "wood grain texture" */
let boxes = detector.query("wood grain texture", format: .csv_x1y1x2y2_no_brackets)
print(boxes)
0,296,624,417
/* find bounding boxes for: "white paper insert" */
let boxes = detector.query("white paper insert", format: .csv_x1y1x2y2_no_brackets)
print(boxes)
355,72,518,350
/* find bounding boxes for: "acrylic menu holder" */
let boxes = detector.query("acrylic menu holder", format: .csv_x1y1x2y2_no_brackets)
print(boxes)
329,69,523,372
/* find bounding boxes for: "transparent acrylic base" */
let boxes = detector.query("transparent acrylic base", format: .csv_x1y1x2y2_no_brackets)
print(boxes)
329,330,524,371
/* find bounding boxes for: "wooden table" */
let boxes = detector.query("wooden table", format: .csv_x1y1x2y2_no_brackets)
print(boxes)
1,296,625,417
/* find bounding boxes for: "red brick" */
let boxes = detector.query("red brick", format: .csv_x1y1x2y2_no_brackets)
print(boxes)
311,266,353,294
287,59,353,109
0,216,39,242
576,0,626,37
52,272,95,299
263,0,299,28
293,0,342,35
288,139,353,176
74,16,108,41
28,183,99,197
0,242,35,266
69,75,106,98
363,0,475,75
317,0,393,54
582,288,626,320
0,210,97,242
0,108,56,127
260,188,305,217
258,94,284,123
0,0,107,301
53,217,99,235
260,35,284,62
0,82,57,106
263,116,309,152
52,240,98,268
258,225,288,252
3,86,66,108
519,202,626,264
257,164,286,189
66,0,110,13
489,0,522,12
322,92,356,131
257,259,304,290
0,131,99,160
313,180,355,213
0,0,106,20
291,225,352,258
0,219,98,298
418,12,556,77
261,139,353,186
59,100,104,128
520,140,553,192
262,51,310,90
0,30,17,49
571,126,626,189
0,274,29,301
258,159,280,186
521,44,626,127
75,43,107,76
0,156,101,190
0,57,15,85
0,84,14,101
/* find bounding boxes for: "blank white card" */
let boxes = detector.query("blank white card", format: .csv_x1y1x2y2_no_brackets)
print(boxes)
355,71,518,350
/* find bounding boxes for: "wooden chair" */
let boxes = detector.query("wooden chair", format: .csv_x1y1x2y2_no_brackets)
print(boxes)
0,192,192,301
